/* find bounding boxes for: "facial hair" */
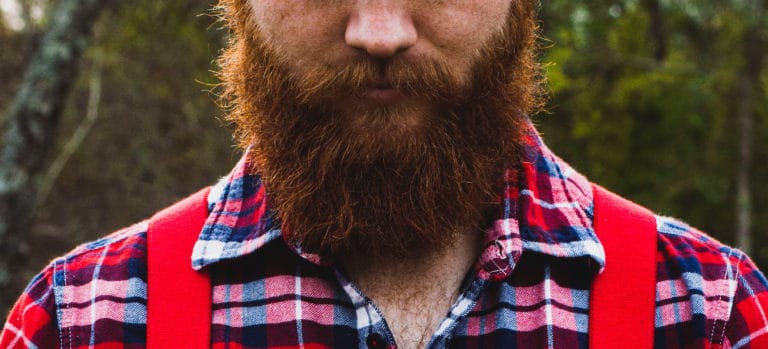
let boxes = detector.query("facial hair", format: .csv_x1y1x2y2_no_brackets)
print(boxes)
216,0,542,259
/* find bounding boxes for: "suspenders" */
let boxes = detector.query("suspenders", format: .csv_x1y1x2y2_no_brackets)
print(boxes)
147,185,657,348
589,185,657,348
147,188,212,349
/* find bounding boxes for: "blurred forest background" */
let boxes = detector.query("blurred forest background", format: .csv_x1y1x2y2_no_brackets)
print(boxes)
0,0,766,316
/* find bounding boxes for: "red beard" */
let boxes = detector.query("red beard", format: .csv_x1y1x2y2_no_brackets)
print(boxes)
216,0,542,259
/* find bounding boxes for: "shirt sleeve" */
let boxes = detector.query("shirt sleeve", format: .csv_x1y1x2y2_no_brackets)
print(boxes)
0,266,60,349
724,253,768,348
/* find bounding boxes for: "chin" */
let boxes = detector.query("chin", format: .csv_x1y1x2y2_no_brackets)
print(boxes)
341,99,434,141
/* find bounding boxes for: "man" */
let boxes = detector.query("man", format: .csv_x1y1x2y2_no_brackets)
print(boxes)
2,0,767,348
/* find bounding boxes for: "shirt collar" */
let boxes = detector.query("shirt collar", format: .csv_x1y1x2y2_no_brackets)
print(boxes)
191,121,605,276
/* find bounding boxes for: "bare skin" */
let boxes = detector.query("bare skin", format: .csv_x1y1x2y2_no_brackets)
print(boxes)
342,230,482,348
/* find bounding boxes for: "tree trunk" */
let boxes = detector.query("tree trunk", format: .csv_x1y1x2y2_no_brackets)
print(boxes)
642,0,667,61
735,0,764,254
0,0,112,312
18,0,34,31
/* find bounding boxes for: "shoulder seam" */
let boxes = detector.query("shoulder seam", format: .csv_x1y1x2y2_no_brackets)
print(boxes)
713,249,744,345
50,221,147,349
51,257,69,349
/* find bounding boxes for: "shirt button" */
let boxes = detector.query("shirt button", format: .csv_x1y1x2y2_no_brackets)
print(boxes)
366,333,386,349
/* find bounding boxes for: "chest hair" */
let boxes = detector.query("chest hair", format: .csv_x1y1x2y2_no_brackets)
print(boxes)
343,232,481,349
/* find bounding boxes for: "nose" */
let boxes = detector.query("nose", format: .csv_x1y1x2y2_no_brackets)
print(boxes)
345,6,417,58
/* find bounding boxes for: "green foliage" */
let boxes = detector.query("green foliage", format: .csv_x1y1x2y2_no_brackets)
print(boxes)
44,0,232,233
539,0,767,267
7,0,234,285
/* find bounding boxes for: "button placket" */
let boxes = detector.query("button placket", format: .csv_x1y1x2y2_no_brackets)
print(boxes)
335,269,398,348
366,333,387,349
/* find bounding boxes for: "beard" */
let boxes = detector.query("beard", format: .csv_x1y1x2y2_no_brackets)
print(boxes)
216,0,542,260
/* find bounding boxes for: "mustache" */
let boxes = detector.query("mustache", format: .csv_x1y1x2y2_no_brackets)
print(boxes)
290,54,471,106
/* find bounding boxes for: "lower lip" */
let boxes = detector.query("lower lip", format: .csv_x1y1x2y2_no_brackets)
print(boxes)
363,88,407,105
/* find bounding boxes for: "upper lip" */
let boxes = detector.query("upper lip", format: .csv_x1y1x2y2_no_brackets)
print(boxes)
370,80,392,89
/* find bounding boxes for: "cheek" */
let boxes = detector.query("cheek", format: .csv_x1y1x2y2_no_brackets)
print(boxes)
415,2,510,73
250,0,349,72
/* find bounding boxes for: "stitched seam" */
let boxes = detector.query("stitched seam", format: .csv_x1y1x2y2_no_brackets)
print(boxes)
57,257,73,349
719,254,744,346
708,249,732,344
66,258,72,349
709,249,739,345
52,259,65,349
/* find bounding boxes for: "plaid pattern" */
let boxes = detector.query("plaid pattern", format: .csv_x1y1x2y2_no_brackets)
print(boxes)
3,122,767,348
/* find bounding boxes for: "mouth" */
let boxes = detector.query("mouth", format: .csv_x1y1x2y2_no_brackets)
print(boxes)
361,80,407,105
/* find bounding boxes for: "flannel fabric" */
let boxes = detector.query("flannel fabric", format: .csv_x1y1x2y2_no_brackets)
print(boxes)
3,122,768,348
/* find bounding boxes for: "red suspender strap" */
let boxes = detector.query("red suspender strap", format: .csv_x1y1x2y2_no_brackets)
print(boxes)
147,187,212,348
590,184,657,349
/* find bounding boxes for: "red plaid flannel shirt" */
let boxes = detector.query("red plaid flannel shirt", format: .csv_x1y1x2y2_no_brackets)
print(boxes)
3,123,768,348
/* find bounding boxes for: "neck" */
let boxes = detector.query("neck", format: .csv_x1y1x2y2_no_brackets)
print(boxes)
339,229,483,348
342,229,482,284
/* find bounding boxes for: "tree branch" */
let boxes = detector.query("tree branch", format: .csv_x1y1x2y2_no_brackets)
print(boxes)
37,53,104,205
0,0,112,310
